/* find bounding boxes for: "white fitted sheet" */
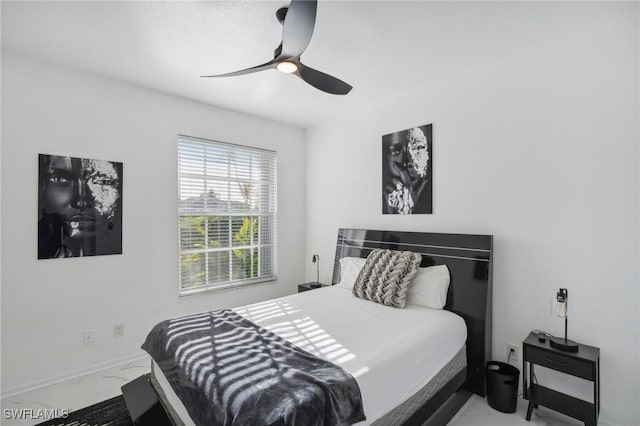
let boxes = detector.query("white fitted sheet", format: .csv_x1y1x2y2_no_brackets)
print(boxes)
152,285,467,425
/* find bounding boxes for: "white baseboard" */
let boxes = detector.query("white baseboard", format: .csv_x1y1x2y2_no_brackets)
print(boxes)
1,352,149,399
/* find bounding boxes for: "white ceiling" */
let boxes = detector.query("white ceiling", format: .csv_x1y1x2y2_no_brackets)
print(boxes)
2,1,548,128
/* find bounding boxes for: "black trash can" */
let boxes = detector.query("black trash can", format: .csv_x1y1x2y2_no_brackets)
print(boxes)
485,361,520,413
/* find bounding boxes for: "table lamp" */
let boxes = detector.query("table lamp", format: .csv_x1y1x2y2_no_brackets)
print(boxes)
310,255,321,288
549,288,579,352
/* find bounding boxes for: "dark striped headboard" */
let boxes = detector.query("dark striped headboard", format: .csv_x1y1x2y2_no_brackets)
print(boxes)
331,228,493,396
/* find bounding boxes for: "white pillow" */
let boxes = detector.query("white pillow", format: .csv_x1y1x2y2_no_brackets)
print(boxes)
406,265,451,309
336,257,367,290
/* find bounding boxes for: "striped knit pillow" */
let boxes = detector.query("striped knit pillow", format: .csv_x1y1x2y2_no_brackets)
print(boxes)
352,249,422,308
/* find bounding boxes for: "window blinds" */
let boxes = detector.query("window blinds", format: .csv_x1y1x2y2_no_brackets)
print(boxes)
178,135,277,294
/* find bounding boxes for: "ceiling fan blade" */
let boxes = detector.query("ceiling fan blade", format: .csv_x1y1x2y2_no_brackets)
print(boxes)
297,62,352,95
201,59,277,78
280,0,317,59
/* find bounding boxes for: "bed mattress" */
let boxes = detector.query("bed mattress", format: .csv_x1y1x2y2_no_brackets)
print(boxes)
150,285,467,425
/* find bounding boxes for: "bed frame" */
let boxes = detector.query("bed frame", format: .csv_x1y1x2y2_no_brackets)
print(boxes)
125,228,492,426
331,228,493,425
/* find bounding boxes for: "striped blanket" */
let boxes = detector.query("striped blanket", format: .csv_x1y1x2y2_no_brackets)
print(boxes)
142,309,366,426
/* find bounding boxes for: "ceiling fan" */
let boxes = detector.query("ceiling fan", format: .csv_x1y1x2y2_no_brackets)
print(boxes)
202,0,352,95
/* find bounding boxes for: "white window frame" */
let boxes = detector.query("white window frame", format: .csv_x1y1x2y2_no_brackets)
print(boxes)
178,135,277,296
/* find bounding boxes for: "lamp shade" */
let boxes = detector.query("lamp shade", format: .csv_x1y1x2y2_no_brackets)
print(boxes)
549,288,578,352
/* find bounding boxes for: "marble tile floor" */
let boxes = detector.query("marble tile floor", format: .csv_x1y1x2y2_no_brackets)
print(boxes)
1,357,151,426
2,359,583,426
448,394,583,426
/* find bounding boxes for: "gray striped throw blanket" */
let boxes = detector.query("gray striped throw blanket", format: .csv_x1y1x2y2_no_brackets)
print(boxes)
142,309,366,426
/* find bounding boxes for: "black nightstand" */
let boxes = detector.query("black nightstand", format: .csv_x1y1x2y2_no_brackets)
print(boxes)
297,282,326,293
523,332,600,426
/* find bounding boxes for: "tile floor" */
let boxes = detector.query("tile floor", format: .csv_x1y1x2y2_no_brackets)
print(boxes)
1,359,584,426
1,357,150,426
449,394,583,426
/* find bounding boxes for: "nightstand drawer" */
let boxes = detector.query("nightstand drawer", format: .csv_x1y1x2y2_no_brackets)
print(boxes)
526,346,593,380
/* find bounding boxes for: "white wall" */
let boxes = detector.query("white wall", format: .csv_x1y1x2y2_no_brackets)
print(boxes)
0,53,306,394
305,3,639,425
0,15,4,396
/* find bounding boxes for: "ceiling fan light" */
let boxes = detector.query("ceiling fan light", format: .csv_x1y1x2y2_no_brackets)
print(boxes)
277,61,298,74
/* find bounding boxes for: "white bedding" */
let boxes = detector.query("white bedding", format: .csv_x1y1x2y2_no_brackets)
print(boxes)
152,285,467,425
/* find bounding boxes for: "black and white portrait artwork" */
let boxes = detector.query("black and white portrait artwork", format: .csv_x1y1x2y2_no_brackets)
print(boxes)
382,124,432,214
38,154,123,259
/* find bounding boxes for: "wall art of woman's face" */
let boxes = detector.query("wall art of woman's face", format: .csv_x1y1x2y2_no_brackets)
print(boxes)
382,124,433,215
38,154,123,259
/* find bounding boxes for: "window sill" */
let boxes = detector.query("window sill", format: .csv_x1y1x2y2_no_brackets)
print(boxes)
179,276,276,297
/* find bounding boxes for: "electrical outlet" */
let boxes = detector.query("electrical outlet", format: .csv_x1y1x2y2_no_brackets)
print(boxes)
83,330,95,345
507,343,519,363
114,324,124,338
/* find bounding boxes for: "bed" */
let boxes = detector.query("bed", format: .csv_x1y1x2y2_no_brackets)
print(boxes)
141,228,493,425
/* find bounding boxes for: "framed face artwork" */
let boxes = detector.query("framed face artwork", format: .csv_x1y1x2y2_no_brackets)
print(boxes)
382,124,432,214
38,154,123,259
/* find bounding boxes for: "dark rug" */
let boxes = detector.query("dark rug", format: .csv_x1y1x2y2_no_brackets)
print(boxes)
35,395,133,426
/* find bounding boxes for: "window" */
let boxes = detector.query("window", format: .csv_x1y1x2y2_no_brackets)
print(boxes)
178,135,277,294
